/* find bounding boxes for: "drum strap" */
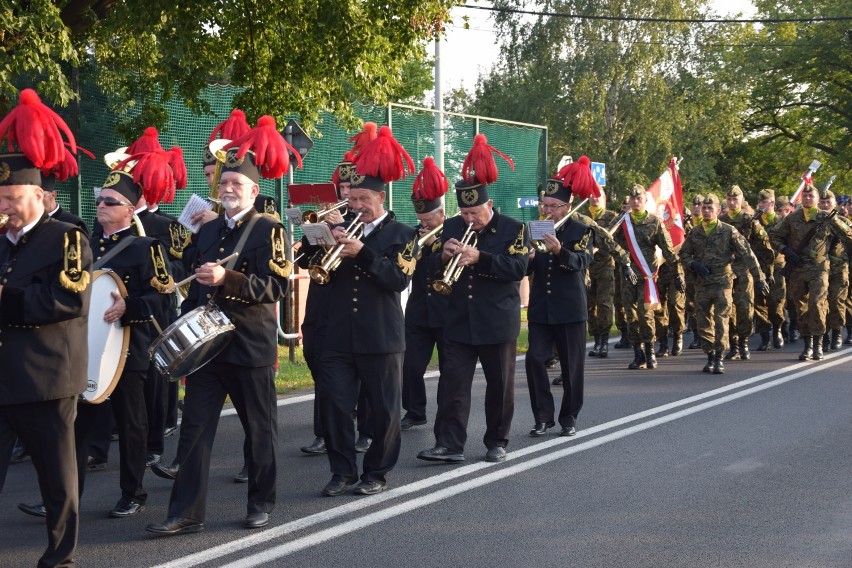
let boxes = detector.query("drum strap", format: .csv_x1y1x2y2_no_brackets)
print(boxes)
92,236,136,271
223,215,262,270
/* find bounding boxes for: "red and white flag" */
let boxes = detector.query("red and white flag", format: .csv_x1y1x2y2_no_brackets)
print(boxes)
790,160,821,204
646,157,684,247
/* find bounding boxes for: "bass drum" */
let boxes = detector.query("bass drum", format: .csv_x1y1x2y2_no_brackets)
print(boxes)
82,270,130,404
149,303,235,380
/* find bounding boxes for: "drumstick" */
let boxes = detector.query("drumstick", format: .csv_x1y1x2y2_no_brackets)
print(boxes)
169,252,239,293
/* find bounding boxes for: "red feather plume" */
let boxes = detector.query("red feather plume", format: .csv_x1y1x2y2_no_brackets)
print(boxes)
348,122,378,156
226,115,302,179
0,89,76,169
127,127,163,154
42,144,96,182
332,150,356,185
412,157,448,200
208,109,250,142
352,126,415,184
461,133,514,185
553,155,601,199
167,146,188,190
117,150,176,205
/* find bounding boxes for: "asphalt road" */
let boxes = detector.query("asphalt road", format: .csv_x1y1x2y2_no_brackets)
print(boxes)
3,334,852,568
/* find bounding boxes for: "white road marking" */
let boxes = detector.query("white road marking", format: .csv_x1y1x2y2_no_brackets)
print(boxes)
155,351,852,568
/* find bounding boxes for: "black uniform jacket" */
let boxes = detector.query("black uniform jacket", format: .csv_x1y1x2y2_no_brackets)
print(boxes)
440,211,529,345
298,235,332,328
182,208,290,368
0,216,92,405
136,209,189,281
318,215,415,354
91,226,171,371
405,234,449,329
526,216,594,325
50,206,89,235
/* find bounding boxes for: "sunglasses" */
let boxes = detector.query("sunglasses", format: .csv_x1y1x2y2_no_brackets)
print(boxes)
96,196,133,207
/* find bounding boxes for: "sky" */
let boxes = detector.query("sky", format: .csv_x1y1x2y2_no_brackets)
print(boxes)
435,1,758,99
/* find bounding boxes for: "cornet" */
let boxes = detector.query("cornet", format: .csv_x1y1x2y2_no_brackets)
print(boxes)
308,212,364,285
531,198,589,253
432,222,478,295
302,200,349,223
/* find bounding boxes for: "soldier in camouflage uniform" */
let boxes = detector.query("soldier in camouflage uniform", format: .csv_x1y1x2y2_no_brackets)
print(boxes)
679,193,769,374
817,190,850,351
722,185,775,361
753,188,787,350
583,192,636,358
653,255,686,357
774,196,799,343
684,196,704,349
613,196,632,349
840,195,852,345
770,184,852,361
613,185,684,370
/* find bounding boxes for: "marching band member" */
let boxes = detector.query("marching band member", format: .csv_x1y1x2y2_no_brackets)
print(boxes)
417,134,529,464
0,89,92,567
147,116,295,535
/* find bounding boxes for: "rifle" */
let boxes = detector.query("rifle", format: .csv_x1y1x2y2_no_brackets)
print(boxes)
783,209,838,276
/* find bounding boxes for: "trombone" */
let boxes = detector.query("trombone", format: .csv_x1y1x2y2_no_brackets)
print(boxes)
432,222,478,295
308,212,364,285
531,198,589,253
302,200,349,224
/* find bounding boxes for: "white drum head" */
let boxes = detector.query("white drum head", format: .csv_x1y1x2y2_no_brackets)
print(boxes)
83,270,130,403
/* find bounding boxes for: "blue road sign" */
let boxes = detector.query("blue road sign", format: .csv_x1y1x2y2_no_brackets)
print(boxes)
591,162,606,186
517,197,539,208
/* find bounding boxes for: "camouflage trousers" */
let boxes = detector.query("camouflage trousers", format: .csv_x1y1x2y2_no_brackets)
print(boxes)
788,264,829,337
826,266,849,330
587,265,616,336
613,267,626,331
695,279,733,353
654,263,685,340
622,277,660,344
684,269,697,332
728,266,754,341
754,271,787,333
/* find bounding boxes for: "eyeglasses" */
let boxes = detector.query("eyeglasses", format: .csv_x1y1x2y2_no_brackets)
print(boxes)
541,203,567,210
96,196,132,207
217,180,253,189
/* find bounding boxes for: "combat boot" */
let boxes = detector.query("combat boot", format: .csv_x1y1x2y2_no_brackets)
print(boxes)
789,322,800,343
628,344,646,370
725,343,740,361
822,333,830,352
830,329,842,350
598,333,609,358
656,339,669,358
702,352,714,373
781,321,789,341
688,334,701,349
845,324,852,345
671,335,683,356
813,335,824,361
798,336,813,361
614,327,630,349
738,337,750,360
712,350,725,374
757,331,771,351
588,335,600,357
772,327,784,349
645,343,658,369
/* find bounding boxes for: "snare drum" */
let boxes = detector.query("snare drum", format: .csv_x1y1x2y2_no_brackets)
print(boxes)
148,303,235,380
83,270,131,404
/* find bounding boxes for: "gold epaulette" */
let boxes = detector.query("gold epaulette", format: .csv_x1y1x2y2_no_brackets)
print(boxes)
396,235,418,276
508,225,529,255
59,230,90,293
149,242,174,293
268,225,292,278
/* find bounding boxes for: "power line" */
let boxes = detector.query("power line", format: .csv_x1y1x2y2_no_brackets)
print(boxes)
462,4,852,24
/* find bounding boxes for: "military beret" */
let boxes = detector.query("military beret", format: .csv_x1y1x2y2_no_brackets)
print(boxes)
758,188,775,201
802,183,817,193
702,193,720,206
627,184,645,198
775,195,791,209
692,195,704,205
727,185,744,198
819,189,835,200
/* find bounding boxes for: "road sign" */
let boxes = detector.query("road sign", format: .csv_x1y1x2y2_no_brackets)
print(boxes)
281,119,314,161
591,162,606,186
517,197,539,208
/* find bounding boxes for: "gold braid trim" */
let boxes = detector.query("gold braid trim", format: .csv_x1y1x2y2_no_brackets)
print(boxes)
508,225,529,255
59,231,90,293
268,226,292,278
396,236,418,276
149,243,174,294
573,229,591,252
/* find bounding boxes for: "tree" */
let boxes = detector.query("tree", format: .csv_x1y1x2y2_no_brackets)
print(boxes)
1,0,459,133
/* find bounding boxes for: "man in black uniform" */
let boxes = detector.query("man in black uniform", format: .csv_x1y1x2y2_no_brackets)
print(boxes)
525,168,595,437
0,122,92,566
401,157,450,430
42,178,89,234
147,145,291,535
418,134,529,464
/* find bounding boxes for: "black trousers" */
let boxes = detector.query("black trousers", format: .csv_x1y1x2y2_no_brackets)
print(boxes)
525,321,586,428
168,362,278,521
85,400,114,462
401,321,444,422
0,397,78,568
318,350,402,484
433,339,516,453
108,369,149,504
144,365,169,455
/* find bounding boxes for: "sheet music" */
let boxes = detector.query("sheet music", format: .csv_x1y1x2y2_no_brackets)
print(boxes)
179,194,215,233
284,207,303,227
301,223,337,247
528,220,555,241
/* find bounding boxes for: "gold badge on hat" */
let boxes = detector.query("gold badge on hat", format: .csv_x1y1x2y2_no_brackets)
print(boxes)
414,200,426,214
0,162,10,183
338,163,353,181
149,243,174,293
545,180,560,195
59,230,90,293
102,172,121,188
268,225,292,278
350,171,365,186
460,188,479,206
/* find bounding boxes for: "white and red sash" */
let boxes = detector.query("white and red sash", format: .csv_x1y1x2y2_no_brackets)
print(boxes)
623,215,660,308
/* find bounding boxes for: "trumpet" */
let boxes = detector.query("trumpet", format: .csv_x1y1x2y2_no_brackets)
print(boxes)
302,200,349,223
531,198,589,253
207,139,231,214
0,214,8,229
416,223,444,247
432,222,478,295
308,212,364,285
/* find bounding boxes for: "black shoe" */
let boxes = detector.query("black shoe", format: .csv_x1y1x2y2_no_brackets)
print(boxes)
813,335,824,361
702,352,714,373
529,421,556,437
300,437,327,454
355,435,372,453
353,480,387,495
244,512,269,529
799,336,813,361
151,462,179,481
545,356,559,368
822,333,831,352
790,327,800,343
725,344,740,360
598,334,609,358
773,329,784,349
146,453,162,467
655,340,669,358
417,446,465,463
163,426,177,438
688,336,701,349
613,331,630,349
846,325,852,345
400,416,427,430
757,331,771,351
738,338,750,361
146,517,204,536
559,426,577,436
17,503,46,518
551,376,563,386
644,344,657,369
712,351,725,374
321,478,356,497
87,456,107,471
671,336,682,356
588,336,600,357
628,345,646,370
485,447,507,463
830,329,842,350
234,464,249,483
10,445,29,464
109,499,145,518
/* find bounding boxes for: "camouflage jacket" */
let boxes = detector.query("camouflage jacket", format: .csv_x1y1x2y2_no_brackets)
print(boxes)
613,212,682,278
577,210,632,277
758,212,786,268
679,220,764,287
770,208,852,271
723,210,775,273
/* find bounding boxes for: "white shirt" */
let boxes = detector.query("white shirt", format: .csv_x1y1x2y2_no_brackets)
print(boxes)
5,216,42,245
225,205,254,229
362,211,389,237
